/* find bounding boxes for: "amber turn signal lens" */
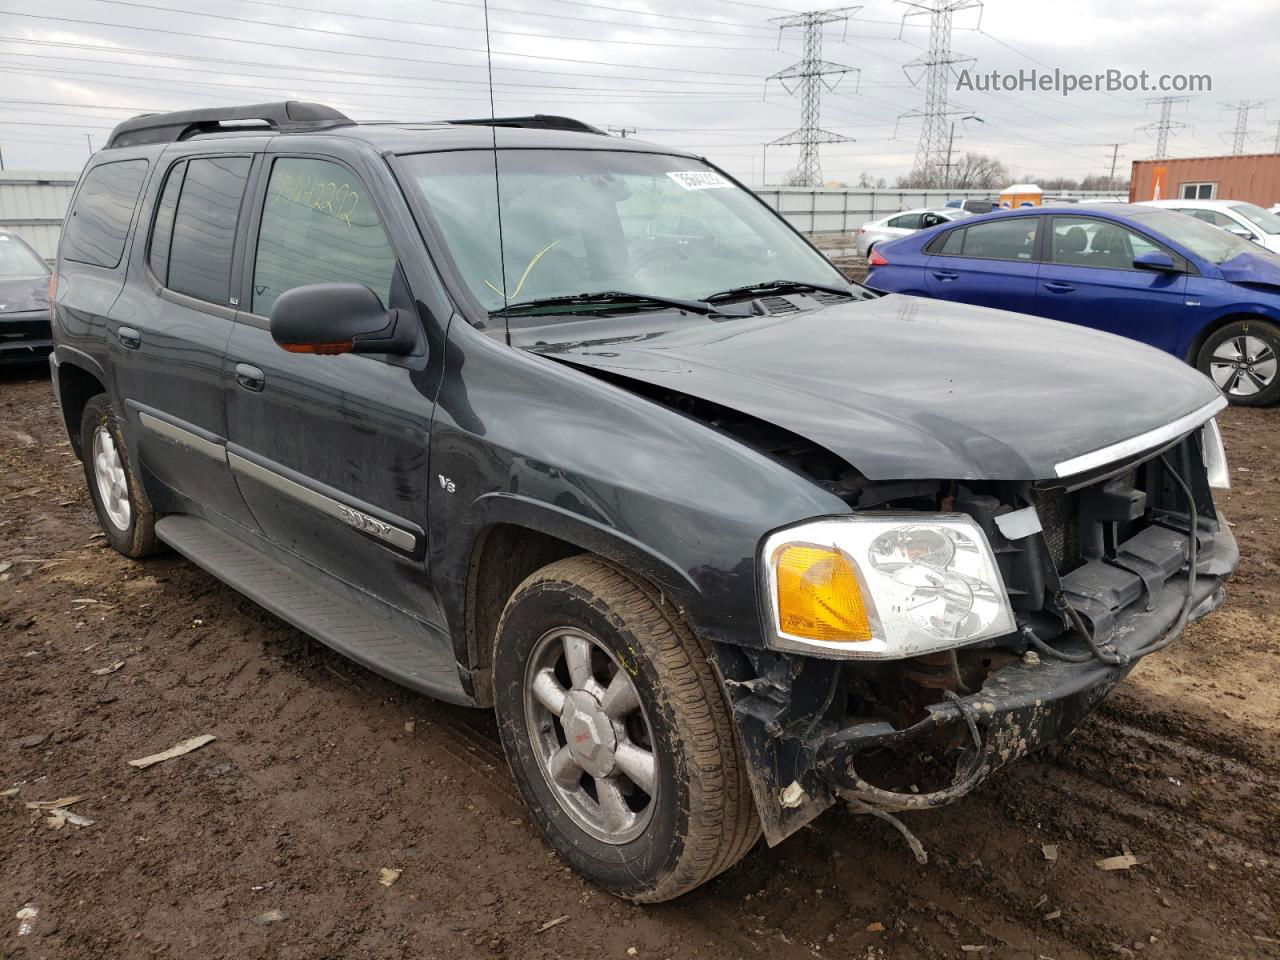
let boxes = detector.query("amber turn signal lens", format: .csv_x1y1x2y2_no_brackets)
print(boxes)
774,544,871,644
279,341,353,355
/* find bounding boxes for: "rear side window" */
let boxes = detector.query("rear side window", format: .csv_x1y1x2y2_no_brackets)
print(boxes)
148,161,186,285
168,156,252,305
251,157,397,316
953,218,1039,261
887,213,923,229
937,227,965,254
62,159,148,269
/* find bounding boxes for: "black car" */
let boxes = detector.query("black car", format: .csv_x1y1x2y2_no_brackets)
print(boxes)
0,230,52,363
49,102,1237,902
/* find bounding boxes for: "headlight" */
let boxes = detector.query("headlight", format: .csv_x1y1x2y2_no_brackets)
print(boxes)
1201,418,1229,490
761,515,1016,659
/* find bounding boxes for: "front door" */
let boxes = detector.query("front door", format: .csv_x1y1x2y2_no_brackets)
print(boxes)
223,154,443,624
112,153,260,528
1034,216,1186,353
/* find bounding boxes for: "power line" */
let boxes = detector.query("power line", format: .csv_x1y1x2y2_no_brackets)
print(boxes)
1220,99,1269,155
224,0,782,38
80,0,786,53
1137,96,1192,160
0,10,772,81
896,0,982,186
766,6,859,186
0,38,758,91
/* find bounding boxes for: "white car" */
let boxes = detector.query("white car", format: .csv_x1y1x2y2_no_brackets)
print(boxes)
1139,199,1280,256
855,207,970,258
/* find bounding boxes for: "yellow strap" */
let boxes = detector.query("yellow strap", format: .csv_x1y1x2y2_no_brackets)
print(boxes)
485,239,561,301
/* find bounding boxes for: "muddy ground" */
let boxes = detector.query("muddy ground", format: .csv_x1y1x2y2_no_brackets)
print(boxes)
2,360,1277,960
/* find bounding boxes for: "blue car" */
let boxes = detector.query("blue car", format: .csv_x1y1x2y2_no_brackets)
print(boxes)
866,204,1280,405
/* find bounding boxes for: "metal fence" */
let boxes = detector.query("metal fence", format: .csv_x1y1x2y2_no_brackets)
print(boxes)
0,170,79,261
0,172,1124,262
756,187,1123,235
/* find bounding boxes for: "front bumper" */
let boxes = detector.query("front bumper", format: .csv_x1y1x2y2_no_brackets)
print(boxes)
728,518,1237,844
0,309,53,362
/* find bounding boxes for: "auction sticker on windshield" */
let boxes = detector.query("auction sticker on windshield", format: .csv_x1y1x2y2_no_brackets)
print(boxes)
667,171,733,191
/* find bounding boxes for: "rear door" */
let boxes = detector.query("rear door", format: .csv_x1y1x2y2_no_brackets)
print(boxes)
110,152,260,527
1033,215,1187,352
222,151,444,623
924,215,1042,314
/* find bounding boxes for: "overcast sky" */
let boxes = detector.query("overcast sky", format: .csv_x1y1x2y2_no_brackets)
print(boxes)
1,0,1277,185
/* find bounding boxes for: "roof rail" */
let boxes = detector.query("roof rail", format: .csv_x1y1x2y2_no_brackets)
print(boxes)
447,115,607,136
105,101,353,149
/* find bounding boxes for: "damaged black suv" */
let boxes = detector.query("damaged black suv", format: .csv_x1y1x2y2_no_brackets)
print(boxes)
50,102,1237,902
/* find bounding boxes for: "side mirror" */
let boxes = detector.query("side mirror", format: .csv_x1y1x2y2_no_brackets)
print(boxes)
1133,250,1179,272
269,283,415,356
1223,223,1259,242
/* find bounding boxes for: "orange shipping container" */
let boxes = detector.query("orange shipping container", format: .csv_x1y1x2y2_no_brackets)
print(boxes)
1129,154,1280,206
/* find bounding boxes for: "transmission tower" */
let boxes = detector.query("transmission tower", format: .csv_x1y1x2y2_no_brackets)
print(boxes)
765,6,860,187
1221,100,1269,154
896,0,982,187
1273,120,1280,153
1137,96,1192,160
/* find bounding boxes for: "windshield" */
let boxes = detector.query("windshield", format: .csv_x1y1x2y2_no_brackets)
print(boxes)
0,235,47,278
402,149,847,315
1230,203,1280,235
1128,208,1276,265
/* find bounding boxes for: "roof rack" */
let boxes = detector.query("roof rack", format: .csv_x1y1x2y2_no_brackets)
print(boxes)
446,115,607,136
105,101,353,149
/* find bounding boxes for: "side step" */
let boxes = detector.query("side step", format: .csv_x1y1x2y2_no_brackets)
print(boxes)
155,515,470,704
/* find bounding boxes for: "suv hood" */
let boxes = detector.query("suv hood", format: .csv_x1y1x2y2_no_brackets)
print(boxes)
532,294,1222,481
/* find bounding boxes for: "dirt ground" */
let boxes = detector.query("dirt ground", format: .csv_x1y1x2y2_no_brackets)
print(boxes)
2,360,1277,960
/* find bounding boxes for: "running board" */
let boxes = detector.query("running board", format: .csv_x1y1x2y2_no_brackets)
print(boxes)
155,515,470,704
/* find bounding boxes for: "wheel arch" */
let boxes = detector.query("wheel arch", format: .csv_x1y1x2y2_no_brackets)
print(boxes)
458,498,704,708
53,353,108,460
1183,311,1279,366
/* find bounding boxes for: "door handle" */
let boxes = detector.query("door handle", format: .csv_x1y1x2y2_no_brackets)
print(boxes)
931,270,959,281
1043,280,1075,293
234,363,265,392
117,326,141,349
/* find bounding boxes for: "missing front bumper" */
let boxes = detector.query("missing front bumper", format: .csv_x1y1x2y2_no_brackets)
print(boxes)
726,520,1236,846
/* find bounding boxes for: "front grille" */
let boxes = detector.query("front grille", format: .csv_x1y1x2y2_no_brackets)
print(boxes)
0,315,51,342
1037,488,1081,572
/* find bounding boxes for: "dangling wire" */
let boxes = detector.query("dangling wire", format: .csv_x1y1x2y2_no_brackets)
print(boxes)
481,0,510,343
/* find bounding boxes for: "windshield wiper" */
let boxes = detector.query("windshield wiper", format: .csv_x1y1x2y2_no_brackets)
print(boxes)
704,279,857,302
497,290,716,316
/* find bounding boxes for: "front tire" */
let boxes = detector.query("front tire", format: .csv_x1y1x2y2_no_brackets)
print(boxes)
493,556,760,902
1195,319,1280,406
80,394,161,558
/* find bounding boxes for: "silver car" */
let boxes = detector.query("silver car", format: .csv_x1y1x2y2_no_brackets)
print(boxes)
855,207,970,258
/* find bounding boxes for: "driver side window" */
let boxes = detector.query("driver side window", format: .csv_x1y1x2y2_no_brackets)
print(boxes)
887,213,924,229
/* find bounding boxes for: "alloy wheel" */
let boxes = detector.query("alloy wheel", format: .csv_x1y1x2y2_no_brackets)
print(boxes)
523,626,658,845
92,426,132,531
1209,335,1277,397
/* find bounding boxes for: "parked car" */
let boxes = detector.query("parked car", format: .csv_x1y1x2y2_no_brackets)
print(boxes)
0,230,52,364
867,204,1280,405
51,102,1237,902
1139,198,1280,256
945,197,999,214
855,207,969,257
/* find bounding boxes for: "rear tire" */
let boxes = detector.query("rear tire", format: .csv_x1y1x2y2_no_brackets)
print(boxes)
80,394,161,558
492,555,760,902
1195,319,1280,406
